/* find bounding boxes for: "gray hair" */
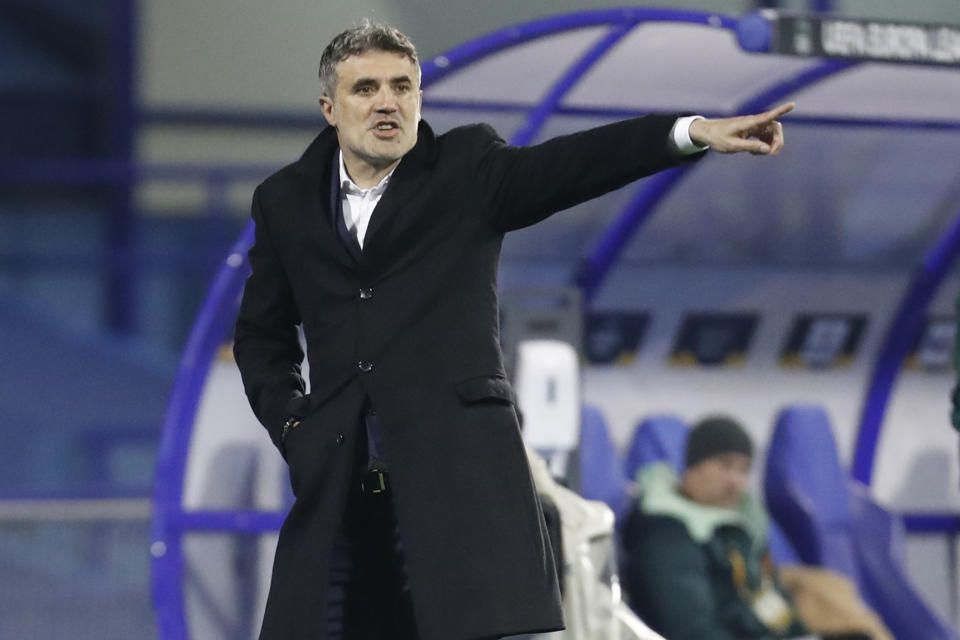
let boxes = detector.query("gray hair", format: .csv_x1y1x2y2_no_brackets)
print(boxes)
318,20,420,99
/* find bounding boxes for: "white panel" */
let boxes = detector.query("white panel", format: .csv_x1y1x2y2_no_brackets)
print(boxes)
564,23,817,113
424,27,607,104
875,377,960,510
515,340,581,453
905,536,957,627
579,267,905,472
524,267,960,514
184,360,287,511
792,63,960,122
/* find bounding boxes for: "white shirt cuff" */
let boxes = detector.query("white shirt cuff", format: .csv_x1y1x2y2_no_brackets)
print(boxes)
670,115,709,155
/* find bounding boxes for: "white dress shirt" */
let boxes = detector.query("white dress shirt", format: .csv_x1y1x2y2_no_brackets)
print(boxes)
337,117,706,246
339,150,395,249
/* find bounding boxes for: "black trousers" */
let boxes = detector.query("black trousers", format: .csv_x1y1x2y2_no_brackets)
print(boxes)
325,425,418,639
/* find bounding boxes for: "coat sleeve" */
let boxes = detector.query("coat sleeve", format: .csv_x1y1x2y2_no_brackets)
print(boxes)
233,185,306,453
623,515,772,640
472,115,705,232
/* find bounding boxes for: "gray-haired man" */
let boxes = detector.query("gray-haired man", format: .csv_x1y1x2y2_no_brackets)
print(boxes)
234,20,793,640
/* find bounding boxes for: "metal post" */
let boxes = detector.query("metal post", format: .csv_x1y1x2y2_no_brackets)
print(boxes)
107,0,136,334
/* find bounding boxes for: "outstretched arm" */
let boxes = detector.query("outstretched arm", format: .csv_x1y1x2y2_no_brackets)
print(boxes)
689,102,795,155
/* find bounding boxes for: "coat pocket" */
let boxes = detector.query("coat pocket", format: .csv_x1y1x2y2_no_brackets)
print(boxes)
454,374,515,405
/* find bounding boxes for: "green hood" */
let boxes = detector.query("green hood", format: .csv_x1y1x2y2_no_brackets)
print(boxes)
637,462,768,556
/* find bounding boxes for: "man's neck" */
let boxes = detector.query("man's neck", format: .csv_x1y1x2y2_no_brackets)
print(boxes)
341,152,400,189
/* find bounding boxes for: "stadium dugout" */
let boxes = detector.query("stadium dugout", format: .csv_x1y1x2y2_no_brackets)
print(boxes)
151,8,960,638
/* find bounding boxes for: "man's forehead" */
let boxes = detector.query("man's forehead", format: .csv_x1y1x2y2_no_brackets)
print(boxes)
336,50,419,80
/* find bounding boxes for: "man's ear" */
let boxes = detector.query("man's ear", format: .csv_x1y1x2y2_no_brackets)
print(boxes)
417,89,423,122
319,96,337,127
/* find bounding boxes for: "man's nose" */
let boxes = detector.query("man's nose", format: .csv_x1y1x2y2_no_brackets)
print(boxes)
374,87,398,112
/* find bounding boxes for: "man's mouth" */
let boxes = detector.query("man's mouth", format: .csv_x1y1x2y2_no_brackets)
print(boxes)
373,121,400,133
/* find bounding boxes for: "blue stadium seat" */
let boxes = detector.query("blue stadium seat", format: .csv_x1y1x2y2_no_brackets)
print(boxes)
624,415,687,480
578,405,629,520
766,516,800,566
765,404,957,640
765,405,862,583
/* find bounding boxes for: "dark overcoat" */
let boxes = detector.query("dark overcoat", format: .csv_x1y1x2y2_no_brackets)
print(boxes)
233,115,701,640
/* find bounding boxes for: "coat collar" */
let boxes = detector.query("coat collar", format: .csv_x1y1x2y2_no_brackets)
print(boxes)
293,120,438,264
293,119,438,183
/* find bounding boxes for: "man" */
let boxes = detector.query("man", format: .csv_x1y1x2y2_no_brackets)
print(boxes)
234,20,793,640
622,417,811,640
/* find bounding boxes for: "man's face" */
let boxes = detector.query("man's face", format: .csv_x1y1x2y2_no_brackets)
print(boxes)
682,452,752,509
320,49,422,174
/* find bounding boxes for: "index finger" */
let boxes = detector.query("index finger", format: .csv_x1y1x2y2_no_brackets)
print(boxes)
759,102,795,122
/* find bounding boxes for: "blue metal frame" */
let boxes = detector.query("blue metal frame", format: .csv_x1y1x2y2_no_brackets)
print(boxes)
574,57,857,303
509,23,635,146
904,514,960,535
140,103,960,132
853,206,960,484
148,7,960,638
151,226,254,640
418,8,736,86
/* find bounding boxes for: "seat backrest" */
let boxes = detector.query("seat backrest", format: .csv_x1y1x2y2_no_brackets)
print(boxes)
579,405,629,520
764,404,860,583
625,415,688,481
766,518,800,566
848,484,957,640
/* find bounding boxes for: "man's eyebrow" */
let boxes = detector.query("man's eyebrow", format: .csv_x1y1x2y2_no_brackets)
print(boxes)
351,78,379,90
389,75,414,85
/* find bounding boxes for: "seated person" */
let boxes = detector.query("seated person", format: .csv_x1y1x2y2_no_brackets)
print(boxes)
622,416,810,640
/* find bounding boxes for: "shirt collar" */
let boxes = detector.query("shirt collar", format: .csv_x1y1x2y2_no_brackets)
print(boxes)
338,149,394,197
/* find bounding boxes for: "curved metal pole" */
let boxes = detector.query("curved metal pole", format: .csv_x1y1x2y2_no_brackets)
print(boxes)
574,58,857,302
509,22,635,146
420,8,736,86
853,207,960,484
151,225,254,640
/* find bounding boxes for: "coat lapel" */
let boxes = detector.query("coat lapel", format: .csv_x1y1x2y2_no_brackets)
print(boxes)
362,121,438,253
292,121,439,270
293,127,359,271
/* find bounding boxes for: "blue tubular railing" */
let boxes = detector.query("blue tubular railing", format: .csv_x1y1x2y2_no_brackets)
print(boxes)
151,225,254,640
419,7,735,86
853,205,960,484
509,22,635,146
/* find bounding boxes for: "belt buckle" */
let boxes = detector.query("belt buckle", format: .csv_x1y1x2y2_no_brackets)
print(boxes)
361,468,389,495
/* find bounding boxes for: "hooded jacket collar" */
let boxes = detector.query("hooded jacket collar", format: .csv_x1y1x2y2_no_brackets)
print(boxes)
638,462,768,555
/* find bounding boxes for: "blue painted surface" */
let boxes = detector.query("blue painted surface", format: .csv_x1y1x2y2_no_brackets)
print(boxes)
904,514,960,534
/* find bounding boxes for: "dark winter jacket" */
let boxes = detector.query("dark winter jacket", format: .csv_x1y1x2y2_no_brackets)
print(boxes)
623,463,809,640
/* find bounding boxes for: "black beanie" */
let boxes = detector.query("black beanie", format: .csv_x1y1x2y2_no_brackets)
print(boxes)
685,416,753,469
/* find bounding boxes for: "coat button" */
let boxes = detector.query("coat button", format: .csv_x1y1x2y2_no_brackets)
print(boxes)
358,360,373,372
359,287,373,300
335,433,345,445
